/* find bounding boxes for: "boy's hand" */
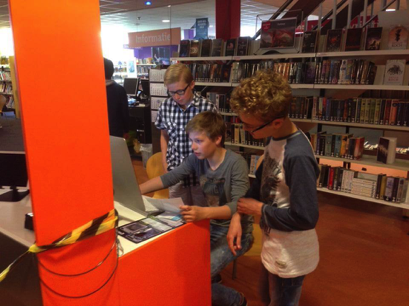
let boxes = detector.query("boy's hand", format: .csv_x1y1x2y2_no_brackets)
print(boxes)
227,213,242,256
179,205,206,222
237,198,263,216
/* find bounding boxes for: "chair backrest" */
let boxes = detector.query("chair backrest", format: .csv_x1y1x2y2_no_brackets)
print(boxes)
146,152,169,199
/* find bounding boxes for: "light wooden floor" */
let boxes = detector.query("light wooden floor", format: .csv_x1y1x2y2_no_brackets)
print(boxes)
133,159,409,306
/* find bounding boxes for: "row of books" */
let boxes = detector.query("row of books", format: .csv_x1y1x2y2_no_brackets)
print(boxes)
179,37,252,57
0,83,12,94
289,96,409,126
311,133,364,160
226,122,267,148
303,26,408,53
0,71,11,81
186,63,231,83
317,165,409,204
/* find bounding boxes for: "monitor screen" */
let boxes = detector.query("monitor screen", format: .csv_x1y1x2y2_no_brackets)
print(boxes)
0,153,28,188
140,79,150,97
123,78,139,96
0,152,29,201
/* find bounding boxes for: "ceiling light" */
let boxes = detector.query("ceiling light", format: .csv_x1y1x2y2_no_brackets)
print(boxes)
145,1,152,5
386,8,396,11
162,19,170,23
168,5,171,7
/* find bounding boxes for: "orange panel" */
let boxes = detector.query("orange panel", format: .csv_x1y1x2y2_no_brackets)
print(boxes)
8,0,117,304
118,220,211,306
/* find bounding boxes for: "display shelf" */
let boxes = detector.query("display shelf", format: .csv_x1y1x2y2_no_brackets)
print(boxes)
0,80,11,82
313,84,409,91
220,112,237,116
310,120,409,131
232,53,316,61
317,187,409,210
0,92,13,96
136,64,156,66
195,82,232,87
231,82,315,89
225,141,264,150
171,56,233,62
316,155,409,171
316,50,409,58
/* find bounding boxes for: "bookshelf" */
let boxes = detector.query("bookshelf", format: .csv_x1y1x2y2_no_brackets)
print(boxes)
174,50,409,209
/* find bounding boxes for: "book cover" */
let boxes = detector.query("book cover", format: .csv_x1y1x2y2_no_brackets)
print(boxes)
377,137,397,164
384,176,395,201
388,26,408,50
383,59,406,85
326,29,343,52
237,37,250,56
365,27,382,50
261,18,296,49
200,39,212,57
345,28,363,51
302,31,318,53
225,38,237,56
189,40,200,57
211,39,224,57
179,40,190,57
305,62,316,84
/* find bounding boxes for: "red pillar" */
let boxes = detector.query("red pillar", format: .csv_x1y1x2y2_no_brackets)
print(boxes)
216,0,241,40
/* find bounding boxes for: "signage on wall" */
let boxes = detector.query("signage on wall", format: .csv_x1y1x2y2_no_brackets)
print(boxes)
128,28,181,48
195,18,208,39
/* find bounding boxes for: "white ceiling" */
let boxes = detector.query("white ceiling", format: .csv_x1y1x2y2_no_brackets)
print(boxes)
0,0,407,32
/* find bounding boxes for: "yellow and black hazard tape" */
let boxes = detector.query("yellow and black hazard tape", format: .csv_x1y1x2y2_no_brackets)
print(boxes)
0,209,118,283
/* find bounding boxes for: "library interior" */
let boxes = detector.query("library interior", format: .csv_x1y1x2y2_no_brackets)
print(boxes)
1,1,409,305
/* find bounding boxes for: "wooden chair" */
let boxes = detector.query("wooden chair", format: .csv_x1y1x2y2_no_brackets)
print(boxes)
146,152,169,199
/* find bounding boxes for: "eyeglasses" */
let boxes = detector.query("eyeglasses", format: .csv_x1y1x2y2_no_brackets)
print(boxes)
167,83,190,97
243,117,283,133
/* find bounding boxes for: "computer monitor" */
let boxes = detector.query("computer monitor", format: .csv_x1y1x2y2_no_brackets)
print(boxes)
140,79,150,97
0,152,29,202
109,136,148,216
123,78,139,97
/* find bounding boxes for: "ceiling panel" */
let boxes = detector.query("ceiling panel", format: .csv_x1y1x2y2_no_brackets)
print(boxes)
0,0,406,32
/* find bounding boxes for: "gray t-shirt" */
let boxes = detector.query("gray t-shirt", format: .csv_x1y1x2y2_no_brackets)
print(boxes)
161,149,253,232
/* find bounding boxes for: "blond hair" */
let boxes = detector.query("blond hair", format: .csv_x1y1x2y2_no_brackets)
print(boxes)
186,111,225,145
230,70,292,121
164,63,193,86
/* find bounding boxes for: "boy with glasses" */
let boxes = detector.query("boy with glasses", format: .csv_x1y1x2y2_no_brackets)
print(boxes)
227,71,320,306
155,63,217,207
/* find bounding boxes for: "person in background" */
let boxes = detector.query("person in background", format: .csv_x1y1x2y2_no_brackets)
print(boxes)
155,63,217,207
227,71,320,306
104,57,129,138
141,112,253,306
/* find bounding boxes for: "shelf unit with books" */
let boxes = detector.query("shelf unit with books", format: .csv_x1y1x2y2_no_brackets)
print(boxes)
174,50,409,209
317,187,409,210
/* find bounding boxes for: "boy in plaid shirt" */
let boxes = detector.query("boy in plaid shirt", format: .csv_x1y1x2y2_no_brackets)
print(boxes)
155,63,217,206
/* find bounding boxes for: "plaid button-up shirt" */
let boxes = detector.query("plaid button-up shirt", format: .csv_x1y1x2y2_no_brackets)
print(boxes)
155,93,217,171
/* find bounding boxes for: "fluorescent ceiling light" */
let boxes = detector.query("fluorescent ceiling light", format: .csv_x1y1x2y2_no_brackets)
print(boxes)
386,8,396,11
145,1,152,5
162,19,170,23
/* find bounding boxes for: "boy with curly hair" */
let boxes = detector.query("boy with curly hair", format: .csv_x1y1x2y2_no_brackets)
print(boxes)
227,71,319,306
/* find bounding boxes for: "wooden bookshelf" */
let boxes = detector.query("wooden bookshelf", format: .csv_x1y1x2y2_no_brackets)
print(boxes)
316,155,409,171
225,141,265,151
317,188,409,210
310,120,409,131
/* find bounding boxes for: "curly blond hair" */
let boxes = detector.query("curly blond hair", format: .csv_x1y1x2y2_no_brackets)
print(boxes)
230,70,292,121
164,63,193,86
